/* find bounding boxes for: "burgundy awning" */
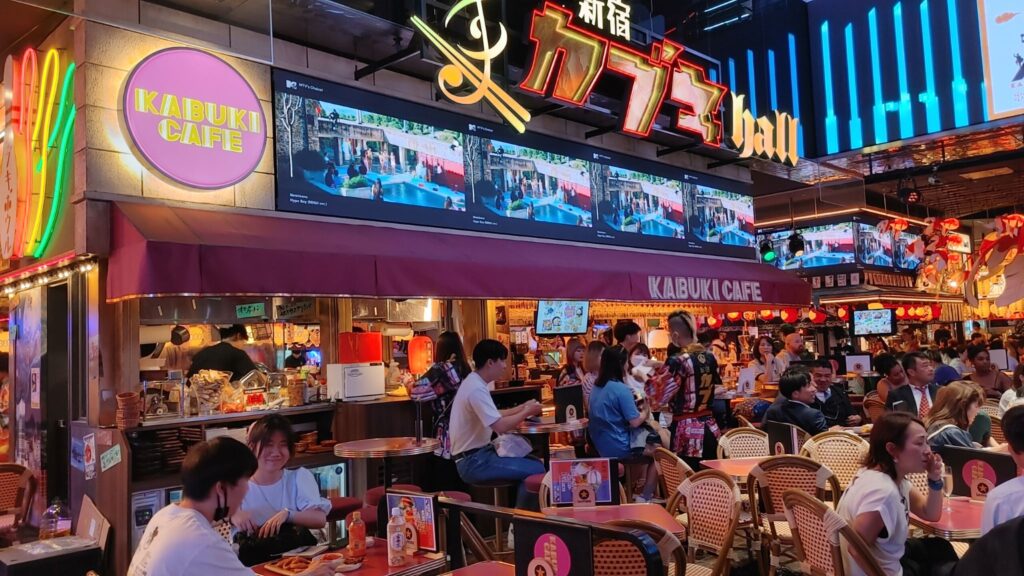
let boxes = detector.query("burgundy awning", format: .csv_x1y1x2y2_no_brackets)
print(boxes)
107,202,810,306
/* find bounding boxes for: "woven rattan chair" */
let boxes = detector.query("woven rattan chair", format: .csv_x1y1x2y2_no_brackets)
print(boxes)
906,472,929,498
605,519,686,576
982,399,1001,420
0,464,35,543
593,526,663,576
736,415,756,428
782,489,886,576
676,470,743,576
992,416,1006,444
716,427,769,459
747,456,842,576
654,448,693,510
863,392,886,423
800,431,869,491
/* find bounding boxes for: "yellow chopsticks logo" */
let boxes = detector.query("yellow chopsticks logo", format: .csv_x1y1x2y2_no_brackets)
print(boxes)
410,0,531,133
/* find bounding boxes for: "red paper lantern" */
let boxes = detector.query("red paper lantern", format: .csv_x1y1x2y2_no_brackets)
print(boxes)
895,307,906,318
407,336,434,376
836,307,849,321
931,304,942,318
743,311,757,321
706,316,722,329
808,309,827,324
759,310,775,321
780,308,798,323
726,312,741,321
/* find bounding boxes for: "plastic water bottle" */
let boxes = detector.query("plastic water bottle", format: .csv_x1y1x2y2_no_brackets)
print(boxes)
386,507,407,567
39,498,72,540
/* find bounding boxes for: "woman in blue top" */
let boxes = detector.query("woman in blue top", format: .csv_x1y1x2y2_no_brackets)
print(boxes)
926,381,984,452
231,415,331,565
588,346,659,501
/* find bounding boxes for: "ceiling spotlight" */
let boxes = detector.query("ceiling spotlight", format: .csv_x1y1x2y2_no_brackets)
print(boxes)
759,239,777,263
928,165,942,186
897,177,922,204
788,232,805,257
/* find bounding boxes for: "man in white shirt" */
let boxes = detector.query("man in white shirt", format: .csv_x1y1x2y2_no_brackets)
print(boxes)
776,332,804,372
982,406,1024,535
128,437,332,576
451,339,545,508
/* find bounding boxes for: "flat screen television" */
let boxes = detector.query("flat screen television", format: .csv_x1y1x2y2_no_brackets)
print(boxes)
852,309,897,337
536,300,590,335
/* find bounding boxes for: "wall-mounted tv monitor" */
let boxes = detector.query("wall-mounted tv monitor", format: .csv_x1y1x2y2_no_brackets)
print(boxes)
895,233,921,270
536,301,590,335
852,309,897,337
759,222,856,270
856,223,894,267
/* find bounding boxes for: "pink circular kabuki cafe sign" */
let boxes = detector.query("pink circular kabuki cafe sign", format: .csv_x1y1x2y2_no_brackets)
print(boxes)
122,48,266,190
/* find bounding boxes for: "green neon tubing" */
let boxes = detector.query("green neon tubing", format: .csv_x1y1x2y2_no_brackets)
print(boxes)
33,97,75,258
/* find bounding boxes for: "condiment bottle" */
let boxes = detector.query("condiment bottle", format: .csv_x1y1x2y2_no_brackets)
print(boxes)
347,511,366,560
386,507,407,566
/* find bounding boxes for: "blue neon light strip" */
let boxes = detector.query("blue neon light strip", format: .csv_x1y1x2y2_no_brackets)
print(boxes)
893,2,914,139
844,23,863,149
868,8,888,145
747,49,757,117
946,0,969,127
820,21,839,154
788,33,803,156
729,57,737,93
918,0,940,133
709,67,718,83
768,49,778,111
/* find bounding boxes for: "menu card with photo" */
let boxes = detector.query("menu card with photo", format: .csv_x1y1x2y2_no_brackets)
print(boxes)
385,490,439,552
549,458,614,507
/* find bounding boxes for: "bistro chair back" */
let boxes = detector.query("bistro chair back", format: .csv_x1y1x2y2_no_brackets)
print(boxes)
652,448,693,508
863,392,886,423
799,432,869,491
0,464,35,536
676,470,742,576
981,400,1001,420
782,489,886,576
736,415,756,428
604,519,686,576
992,416,1006,444
907,472,929,498
716,427,769,459
747,456,841,576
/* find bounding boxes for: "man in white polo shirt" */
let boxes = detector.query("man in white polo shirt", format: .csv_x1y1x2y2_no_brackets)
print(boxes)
450,339,545,508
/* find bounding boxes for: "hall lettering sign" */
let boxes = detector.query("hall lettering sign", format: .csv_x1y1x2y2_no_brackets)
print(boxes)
647,276,764,302
411,1,799,165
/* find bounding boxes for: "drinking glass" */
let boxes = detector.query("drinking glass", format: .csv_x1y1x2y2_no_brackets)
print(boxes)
942,465,954,513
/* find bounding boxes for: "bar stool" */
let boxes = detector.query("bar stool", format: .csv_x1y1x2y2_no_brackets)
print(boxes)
469,480,515,553
326,496,362,545
523,473,545,496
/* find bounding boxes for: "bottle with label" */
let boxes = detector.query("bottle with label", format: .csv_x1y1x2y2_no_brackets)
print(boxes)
386,507,407,567
39,498,72,540
347,511,366,560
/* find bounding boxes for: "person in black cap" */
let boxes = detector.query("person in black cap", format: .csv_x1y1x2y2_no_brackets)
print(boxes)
187,324,258,381
283,345,306,370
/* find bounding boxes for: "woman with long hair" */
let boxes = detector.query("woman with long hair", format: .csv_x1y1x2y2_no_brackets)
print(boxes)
748,335,782,383
925,380,985,452
408,331,472,491
581,340,607,408
232,415,331,565
588,346,659,501
557,338,586,388
999,363,1024,418
838,413,956,576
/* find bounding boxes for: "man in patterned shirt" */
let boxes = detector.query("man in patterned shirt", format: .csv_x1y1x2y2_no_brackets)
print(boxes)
648,310,721,469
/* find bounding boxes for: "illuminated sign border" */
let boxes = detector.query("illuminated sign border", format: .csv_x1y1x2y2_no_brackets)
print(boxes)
120,47,268,191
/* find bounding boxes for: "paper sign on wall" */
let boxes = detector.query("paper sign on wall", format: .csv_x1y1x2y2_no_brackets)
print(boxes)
84,433,96,480
100,445,122,472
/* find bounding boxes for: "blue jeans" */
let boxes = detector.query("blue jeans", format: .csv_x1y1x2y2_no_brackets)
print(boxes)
456,444,545,509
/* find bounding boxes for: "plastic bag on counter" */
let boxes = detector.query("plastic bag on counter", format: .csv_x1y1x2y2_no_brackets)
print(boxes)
221,380,246,413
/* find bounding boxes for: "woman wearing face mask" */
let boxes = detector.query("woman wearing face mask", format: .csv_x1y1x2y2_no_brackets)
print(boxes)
231,415,331,566
748,336,782,384
837,412,958,576
128,437,332,576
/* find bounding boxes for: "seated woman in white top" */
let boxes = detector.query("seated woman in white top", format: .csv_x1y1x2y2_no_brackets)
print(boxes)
232,415,332,565
748,336,783,384
128,437,331,576
999,364,1024,418
837,412,957,576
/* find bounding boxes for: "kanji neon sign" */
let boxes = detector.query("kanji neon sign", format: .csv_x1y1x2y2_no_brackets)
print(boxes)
0,47,76,261
413,1,798,165
578,0,632,42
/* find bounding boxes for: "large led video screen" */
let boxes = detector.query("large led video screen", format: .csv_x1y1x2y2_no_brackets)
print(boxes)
760,222,856,270
856,223,894,267
273,70,755,259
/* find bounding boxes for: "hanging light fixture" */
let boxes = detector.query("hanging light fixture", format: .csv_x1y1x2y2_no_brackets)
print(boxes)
759,239,777,262
788,231,805,257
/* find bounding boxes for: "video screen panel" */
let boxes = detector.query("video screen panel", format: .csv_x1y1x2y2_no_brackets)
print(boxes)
759,222,856,270
856,223,894,267
273,70,755,259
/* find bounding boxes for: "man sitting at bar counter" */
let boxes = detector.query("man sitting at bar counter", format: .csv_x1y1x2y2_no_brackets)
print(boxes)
127,437,332,576
450,339,545,509
187,324,258,381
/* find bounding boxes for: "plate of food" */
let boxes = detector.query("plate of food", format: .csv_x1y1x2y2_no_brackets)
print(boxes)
263,556,312,576
314,552,363,573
